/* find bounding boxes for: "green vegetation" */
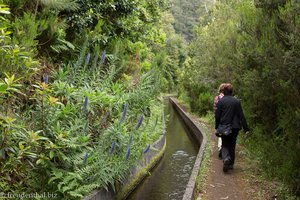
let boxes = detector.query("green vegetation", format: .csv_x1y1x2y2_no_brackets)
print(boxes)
1,0,299,198
195,120,213,199
169,0,199,40
177,0,300,197
0,0,169,199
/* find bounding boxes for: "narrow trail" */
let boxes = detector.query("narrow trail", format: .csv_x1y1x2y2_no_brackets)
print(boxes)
171,102,273,200
198,131,260,200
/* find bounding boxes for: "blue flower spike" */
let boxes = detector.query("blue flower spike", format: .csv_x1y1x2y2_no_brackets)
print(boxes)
110,141,117,154
143,144,150,154
125,147,131,161
83,152,88,164
100,51,106,65
83,96,88,112
120,102,128,123
135,114,144,130
85,53,91,65
43,75,49,84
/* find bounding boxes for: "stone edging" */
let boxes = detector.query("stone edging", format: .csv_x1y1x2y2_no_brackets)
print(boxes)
169,97,207,200
117,134,166,200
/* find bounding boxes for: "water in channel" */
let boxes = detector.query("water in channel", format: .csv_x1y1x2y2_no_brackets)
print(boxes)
126,102,199,200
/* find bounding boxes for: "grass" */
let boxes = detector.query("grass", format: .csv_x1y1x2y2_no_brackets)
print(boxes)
194,112,215,197
237,144,300,200
195,133,213,200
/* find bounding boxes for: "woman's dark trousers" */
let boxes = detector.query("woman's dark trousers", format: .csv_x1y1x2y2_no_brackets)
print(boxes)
221,128,239,166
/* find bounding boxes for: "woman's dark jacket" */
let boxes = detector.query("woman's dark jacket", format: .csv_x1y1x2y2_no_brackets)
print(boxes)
215,95,249,132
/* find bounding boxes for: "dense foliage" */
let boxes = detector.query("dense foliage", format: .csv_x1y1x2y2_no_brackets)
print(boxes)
179,0,300,197
157,12,187,92
1,0,299,198
169,0,199,40
0,0,169,199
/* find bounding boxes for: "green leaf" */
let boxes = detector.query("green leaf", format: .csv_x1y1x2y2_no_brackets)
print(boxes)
48,171,63,184
36,159,44,165
65,41,75,50
0,4,10,14
0,149,5,159
49,150,55,159
0,10,10,14
19,142,24,150
0,83,7,93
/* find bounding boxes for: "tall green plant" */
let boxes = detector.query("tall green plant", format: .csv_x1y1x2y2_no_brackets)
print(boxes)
0,0,170,198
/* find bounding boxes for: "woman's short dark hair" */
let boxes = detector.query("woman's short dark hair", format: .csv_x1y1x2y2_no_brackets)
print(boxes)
223,83,233,95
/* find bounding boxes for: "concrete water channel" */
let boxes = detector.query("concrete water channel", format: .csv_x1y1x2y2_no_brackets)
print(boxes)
126,98,204,200
84,97,207,200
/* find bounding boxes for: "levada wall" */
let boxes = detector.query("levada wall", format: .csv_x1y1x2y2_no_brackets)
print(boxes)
85,97,207,200
84,134,166,200
169,97,207,200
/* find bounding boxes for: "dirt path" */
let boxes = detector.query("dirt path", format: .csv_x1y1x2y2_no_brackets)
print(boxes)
173,100,275,200
197,132,265,200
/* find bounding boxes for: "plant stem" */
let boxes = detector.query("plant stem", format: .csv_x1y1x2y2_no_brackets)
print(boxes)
34,0,39,20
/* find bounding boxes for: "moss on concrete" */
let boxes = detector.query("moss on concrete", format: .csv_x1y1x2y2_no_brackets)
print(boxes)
117,139,166,200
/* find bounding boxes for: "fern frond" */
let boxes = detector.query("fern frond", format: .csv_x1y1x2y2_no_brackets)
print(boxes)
71,183,100,197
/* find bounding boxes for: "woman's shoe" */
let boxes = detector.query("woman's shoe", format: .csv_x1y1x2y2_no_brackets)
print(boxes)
223,158,231,173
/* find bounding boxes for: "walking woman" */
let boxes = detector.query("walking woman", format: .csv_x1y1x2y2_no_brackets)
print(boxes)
215,83,250,172
213,83,225,158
